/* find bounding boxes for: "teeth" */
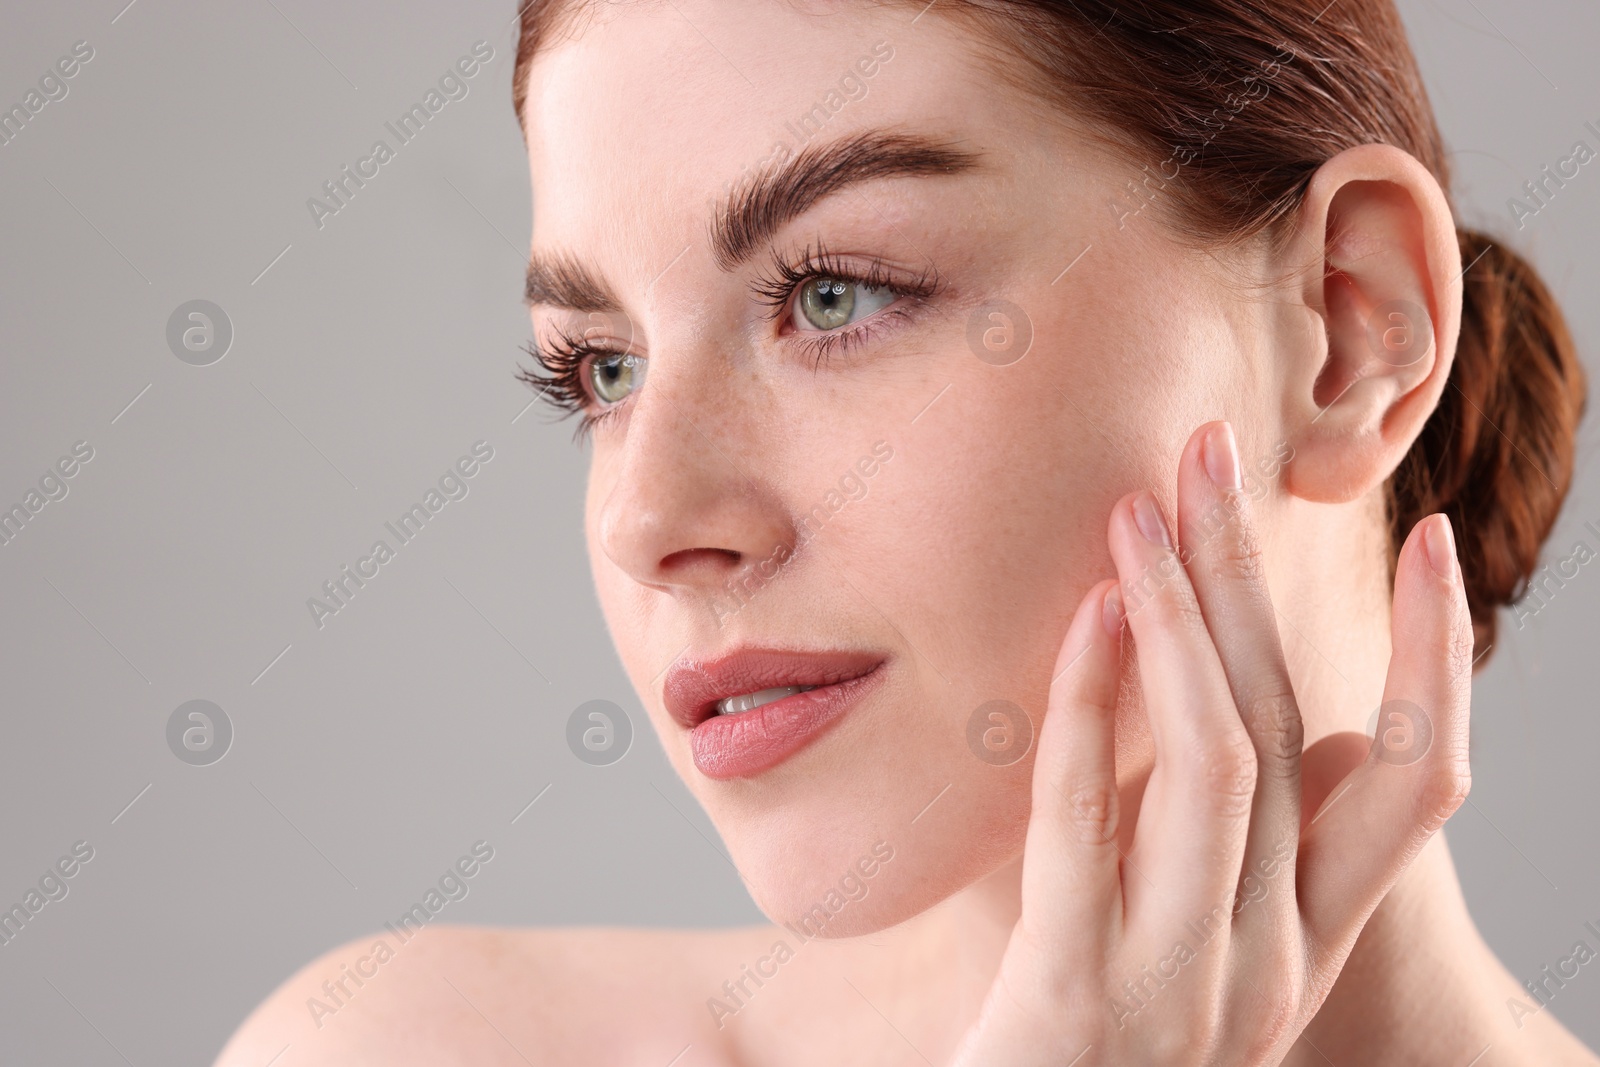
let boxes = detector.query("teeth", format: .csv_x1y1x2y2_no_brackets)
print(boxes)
715,685,818,716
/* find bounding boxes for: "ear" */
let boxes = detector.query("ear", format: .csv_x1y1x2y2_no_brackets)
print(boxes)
1279,144,1464,504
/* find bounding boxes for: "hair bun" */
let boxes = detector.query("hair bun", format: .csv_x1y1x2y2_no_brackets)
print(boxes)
1386,228,1587,661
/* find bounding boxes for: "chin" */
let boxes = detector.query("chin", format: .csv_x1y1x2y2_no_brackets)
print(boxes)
695,709,1037,938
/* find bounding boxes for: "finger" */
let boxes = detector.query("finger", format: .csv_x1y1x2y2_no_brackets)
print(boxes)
1174,421,1303,937
1297,513,1473,955
1020,578,1125,953
1110,489,1256,946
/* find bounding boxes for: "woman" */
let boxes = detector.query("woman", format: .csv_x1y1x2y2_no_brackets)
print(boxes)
219,0,1595,1062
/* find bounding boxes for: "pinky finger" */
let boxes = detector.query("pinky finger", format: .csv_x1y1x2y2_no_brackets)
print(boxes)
1296,514,1474,954
1020,578,1127,952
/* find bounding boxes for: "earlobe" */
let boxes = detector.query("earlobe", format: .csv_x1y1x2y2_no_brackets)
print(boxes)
1279,144,1463,505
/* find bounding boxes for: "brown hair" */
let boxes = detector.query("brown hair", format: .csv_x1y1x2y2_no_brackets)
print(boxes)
512,0,1586,662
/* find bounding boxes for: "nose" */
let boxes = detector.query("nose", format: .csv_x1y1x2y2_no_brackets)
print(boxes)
594,375,795,598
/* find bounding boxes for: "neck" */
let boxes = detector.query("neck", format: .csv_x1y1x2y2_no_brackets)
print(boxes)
1290,830,1543,1064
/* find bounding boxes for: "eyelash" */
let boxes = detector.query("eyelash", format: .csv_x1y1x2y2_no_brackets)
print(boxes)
750,241,943,369
517,241,943,440
516,324,625,442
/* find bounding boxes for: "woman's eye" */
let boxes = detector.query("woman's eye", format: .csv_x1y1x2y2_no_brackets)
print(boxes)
590,351,646,405
792,277,895,332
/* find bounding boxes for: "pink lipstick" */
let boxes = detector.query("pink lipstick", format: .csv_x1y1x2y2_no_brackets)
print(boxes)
664,648,886,779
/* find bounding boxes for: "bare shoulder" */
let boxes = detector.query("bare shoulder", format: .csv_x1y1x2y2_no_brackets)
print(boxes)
214,923,781,1067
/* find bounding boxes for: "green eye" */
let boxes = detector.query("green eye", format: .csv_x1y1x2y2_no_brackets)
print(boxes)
590,351,646,405
794,277,895,332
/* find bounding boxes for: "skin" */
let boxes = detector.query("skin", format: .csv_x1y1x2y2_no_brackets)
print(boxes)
217,2,1600,1064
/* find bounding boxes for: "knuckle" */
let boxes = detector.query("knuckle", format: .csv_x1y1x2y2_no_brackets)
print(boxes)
1204,520,1267,587
1156,586,1211,641
1443,600,1477,678
1064,778,1120,846
1201,727,1259,815
1243,690,1304,767
1418,761,1472,831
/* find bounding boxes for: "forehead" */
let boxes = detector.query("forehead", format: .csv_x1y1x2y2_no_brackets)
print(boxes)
519,1,1034,242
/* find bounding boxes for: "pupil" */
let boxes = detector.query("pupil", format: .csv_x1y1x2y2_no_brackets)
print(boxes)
592,353,640,404
803,278,854,329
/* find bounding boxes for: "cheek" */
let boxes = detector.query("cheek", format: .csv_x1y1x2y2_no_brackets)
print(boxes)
850,347,1142,704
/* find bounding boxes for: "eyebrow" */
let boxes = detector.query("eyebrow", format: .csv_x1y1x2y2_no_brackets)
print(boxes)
709,128,982,270
523,248,622,313
523,128,983,310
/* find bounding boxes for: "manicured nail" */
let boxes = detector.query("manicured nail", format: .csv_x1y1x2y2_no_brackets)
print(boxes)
1203,421,1243,490
1423,513,1457,581
1132,491,1171,548
1102,584,1125,637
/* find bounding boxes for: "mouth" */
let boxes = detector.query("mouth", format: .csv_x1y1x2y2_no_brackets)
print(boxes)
664,648,887,779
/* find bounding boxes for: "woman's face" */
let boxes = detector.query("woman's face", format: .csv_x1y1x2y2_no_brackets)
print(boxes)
524,0,1283,933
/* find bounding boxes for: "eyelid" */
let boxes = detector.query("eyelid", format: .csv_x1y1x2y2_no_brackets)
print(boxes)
748,241,944,370
751,241,943,323
793,302,924,368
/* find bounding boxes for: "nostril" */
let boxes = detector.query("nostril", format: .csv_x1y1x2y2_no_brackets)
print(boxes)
660,547,742,574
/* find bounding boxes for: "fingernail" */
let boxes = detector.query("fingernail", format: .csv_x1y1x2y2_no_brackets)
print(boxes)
1423,514,1457,581
1132,491,1171,548
1102,584,1124,637
1203,421,1243,490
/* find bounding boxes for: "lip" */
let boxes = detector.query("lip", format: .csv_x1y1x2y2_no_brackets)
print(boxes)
664,648,886,779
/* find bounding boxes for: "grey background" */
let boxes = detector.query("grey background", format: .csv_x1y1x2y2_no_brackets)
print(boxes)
0,1,1595,1063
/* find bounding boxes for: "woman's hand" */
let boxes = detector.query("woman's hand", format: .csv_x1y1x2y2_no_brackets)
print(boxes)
950,420,1474,1066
